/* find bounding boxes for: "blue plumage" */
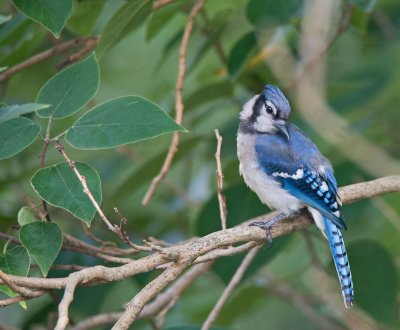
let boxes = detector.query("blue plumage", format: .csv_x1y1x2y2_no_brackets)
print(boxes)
323,216,354,307
263,85,291,119
254,125,346,229
237,84,354,308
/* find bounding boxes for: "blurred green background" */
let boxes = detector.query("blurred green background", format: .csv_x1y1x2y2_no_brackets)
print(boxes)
0,0,399,329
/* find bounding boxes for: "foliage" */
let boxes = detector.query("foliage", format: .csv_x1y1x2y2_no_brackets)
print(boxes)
0,0,399,329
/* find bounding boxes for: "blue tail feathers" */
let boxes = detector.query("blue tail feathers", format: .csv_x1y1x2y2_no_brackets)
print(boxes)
322,216,354,308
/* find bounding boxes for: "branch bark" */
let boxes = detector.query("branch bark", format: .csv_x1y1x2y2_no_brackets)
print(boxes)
1,176,399,328
0,37,98,83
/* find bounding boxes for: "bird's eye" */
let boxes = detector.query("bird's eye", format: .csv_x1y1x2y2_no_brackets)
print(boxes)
266,106,273,114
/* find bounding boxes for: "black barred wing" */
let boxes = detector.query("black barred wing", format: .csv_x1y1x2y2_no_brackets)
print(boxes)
278,167,346,230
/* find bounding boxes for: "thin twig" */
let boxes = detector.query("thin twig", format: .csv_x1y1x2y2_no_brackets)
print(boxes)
55,140,118,233
0,295,28,307
39,118,53,222
114,208,151,252
80,223,105,245
59,37,99,68
0,37,99,83
39,118,53,167
214,129,227,230
152,0,176,10
62,234,133,264
201,246,261,330
142,0,206,205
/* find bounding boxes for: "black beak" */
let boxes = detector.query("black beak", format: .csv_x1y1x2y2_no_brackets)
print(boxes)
275,120,289,140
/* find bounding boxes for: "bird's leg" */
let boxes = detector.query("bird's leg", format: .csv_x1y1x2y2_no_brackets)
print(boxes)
249,210,301,248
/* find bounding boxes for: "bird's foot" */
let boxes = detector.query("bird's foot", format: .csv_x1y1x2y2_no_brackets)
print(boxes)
249,211,300,248
249,221,274,248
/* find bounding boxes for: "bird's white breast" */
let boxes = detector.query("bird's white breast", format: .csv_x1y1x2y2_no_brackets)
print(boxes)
237,133,303,213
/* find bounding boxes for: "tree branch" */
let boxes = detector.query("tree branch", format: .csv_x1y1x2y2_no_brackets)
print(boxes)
71,262,212,330
0,37,99,83
3,176,400,293
112,264,187,329
55,140,150,252
214,129,227,230
1,176,398,328
152,0,176,10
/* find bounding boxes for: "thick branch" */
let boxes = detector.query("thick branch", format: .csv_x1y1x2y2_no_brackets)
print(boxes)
112,264,187,329
2,175,399,294
71,262,212,330
2,176,400,329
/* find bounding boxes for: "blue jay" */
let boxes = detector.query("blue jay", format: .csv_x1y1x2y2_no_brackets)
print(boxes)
237,84,354,308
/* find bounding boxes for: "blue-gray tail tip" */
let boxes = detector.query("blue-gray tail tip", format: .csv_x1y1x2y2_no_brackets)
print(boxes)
345,296,354,309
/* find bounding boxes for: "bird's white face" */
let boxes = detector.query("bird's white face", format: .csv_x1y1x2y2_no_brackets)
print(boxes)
240,95,289,139
240,94,278,134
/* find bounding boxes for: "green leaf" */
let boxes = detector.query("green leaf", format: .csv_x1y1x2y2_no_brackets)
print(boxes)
11,0,73,38
185,81,234,110
0,13,29,46
0,245,30,276
0,21,46,67
20,222,62,277
67,0,105,36
17,207,36,226
97,0,153,59
31,162,102,225
65,96,185,150
246,0,303,26
347,0,377,12
346,240,397,325
0,245,30,308
228,31,257,78
0,103,49,123
36,53,100,119
0,117,41,160
188,25,225,72
350,6,370,33
146,2,182,41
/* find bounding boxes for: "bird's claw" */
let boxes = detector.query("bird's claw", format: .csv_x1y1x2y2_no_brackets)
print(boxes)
249,221,274,249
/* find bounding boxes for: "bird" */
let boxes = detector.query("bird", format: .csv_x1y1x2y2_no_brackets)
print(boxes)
237,84,354,308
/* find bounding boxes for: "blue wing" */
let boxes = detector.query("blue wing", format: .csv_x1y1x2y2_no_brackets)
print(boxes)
255,127,346,230
282,168,346,230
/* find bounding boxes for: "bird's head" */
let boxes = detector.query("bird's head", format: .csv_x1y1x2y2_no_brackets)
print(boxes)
239,84,291,140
